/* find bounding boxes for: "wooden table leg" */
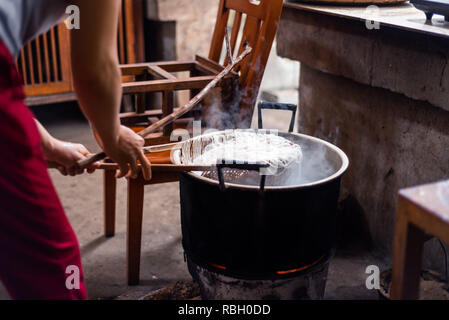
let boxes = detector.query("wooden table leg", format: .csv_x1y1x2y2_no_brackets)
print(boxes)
127,174,145,285
104,170,117,237
390,198,425,300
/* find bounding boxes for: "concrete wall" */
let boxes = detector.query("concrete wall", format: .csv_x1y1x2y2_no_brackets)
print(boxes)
277,6,449,272
300,65,449,253
146,0,219,60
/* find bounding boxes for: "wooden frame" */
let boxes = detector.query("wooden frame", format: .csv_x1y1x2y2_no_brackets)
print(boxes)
21,0,145,106
390,180,449,299
209,0,284,127
18,25,73,100
118,55,237,145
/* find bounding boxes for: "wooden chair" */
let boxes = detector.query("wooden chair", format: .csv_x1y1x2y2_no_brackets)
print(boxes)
390,180,449,299
104,0,284,285
20,0,145,106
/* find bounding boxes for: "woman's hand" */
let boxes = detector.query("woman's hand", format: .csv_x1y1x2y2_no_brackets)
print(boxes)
34,119,98,176
45,140,99,176
98,125,152,181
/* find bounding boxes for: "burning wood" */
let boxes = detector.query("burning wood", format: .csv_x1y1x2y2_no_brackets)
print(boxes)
140,281,200,300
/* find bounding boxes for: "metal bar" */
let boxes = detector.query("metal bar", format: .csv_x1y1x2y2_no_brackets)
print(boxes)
258,101,297,132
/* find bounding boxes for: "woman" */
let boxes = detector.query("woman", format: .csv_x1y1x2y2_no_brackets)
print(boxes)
0,0,152,299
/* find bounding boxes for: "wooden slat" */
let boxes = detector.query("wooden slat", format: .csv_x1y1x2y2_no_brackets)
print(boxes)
20,50,28,84
25,92,77,106
238,15,261,81
42,34,51,83
193,63,217,76
26,44,35,85
135,73,147,114
120,61,195,76
209,0,230,62
122,76,216,93
147,66,177,80
162,91,175,136
120,64,150,76
156,62,196,73
237,15,260,57
195,55,225,73
124,0,133,63
118,4,126,63
229,11,243,59
120,109,168,121
239,0,283,114
35,37,43,83
57,24,73,86
225,0,266,20
124,0,145,63
50,27,59,82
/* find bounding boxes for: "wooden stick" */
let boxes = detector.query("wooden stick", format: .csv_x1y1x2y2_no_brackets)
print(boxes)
137,45,251,138
77,46,252,169
225,28,234,64
99,163,217,172
142,142,182,154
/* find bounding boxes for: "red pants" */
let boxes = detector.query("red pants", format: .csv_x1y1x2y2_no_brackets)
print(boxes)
0,40,87,300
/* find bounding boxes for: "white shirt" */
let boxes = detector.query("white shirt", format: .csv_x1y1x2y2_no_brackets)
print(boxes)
0,0,70,58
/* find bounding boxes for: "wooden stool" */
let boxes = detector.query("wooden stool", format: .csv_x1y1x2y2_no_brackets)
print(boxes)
391,179,449,299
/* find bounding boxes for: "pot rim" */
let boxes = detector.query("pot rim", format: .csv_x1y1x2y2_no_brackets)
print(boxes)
174,130,349,191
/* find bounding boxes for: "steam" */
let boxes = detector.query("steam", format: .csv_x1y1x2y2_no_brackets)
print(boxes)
202,52,263,130
217,140,336,187
201,79,242,130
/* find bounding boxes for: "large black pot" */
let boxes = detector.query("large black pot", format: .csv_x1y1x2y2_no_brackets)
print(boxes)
174,130,349,279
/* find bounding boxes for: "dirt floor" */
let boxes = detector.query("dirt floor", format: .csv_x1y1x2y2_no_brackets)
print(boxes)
0,102,390,300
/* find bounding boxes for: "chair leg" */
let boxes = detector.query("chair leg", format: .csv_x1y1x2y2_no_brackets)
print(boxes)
104,170,117,237
127,175,145,285
390,201,425,300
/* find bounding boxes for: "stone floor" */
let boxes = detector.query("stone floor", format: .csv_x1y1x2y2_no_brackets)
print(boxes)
0,102,390,300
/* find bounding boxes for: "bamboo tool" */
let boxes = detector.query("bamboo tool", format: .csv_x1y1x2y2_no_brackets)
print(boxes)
99,161,269,172
142,142,182,154
224,28,233,65
77,45,253,169
99,163,217,172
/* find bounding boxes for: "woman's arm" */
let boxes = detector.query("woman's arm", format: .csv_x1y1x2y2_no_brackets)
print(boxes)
70,0,151,180
35,119,97,176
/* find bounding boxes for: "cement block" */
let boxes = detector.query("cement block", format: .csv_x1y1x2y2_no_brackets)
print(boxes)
299,65,449,267
277,7,449,112
146,0,218,60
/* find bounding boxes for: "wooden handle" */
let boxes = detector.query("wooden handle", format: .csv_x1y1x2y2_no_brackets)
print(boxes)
76,46,252,170
77,152,107,169
99,163,216,172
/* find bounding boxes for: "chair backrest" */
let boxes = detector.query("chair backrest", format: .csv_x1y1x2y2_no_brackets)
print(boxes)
18,0,145,102
208,0,284,127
